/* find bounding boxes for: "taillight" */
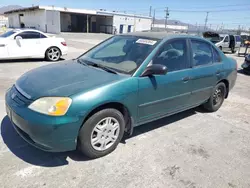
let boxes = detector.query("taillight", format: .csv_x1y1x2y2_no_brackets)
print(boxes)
61,42,67,46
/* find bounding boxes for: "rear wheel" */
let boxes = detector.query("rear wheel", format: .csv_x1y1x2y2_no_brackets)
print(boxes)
78,108,125,158
203,82,226,112
45,47,61,61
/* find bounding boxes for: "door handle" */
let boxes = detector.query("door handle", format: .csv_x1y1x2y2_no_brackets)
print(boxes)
216,70,222,75
182,76,190,82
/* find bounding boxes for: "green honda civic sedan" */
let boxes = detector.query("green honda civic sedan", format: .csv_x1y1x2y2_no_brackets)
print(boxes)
5,32,237,158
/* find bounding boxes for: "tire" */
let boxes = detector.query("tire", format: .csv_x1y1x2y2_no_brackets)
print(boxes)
202,82,226,112
78,108,125,159
45,47,61,61
219,46,222,51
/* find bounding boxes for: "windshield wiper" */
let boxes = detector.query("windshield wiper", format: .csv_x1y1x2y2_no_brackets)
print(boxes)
83,60,118,74
76,59,87,66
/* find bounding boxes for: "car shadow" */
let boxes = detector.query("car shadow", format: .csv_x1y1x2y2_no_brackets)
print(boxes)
0,58,65,64
1,109,197,166
237,69,250,75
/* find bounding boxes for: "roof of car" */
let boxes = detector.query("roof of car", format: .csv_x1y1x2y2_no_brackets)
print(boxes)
122,31,189,40
13,28,44,33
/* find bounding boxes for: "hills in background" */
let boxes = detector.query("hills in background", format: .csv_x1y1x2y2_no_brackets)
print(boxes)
0,5,22,14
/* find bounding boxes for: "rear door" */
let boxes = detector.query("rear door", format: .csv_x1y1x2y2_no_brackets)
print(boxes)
189,39,224,105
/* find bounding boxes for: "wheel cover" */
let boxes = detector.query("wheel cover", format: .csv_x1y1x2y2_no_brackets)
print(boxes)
48,48,60,60
90,117,120,151
213,86,224,106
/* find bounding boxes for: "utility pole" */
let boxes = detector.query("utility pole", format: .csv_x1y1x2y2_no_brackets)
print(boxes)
151,9,155,30
149,6,152,17
165,7,169,31
204,11,209,31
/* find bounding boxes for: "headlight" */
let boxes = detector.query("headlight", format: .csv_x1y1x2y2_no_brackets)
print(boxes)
28,97,72,116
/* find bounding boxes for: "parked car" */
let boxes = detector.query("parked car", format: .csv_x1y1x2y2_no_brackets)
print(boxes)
0,29,67,61
5,32,237,158
215,34,241,53
241,54,250,74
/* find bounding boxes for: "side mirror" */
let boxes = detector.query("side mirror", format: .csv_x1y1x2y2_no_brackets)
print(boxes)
141,64,167,77
15,36,22,41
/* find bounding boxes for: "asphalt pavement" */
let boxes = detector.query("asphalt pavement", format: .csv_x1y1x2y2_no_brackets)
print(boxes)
0,34,250,188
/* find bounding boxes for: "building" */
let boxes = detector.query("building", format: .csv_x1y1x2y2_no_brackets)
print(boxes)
0,14,8,27
152,24,188,33
4,5,152,34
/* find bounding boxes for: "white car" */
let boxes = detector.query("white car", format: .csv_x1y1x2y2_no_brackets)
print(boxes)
0,29,68,61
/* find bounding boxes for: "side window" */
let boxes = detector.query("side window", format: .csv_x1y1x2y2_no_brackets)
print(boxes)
152,39,189,72
191,40,213,66
15,31,41,39
212,47,221,63
224,36,229,42
40,33,47,38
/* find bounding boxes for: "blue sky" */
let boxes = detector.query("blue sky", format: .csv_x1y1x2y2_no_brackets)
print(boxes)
1,0,250,29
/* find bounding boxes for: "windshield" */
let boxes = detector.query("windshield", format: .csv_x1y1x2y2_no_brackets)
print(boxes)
78,35,159,74
0,30,17,38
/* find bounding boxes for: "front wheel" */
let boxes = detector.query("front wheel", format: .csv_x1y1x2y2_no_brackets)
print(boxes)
78,109,125,159
202,82,226,112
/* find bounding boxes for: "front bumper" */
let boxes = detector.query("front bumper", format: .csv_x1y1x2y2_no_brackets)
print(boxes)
5,87,82,152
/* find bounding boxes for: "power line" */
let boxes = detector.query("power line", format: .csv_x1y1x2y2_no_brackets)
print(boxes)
169,8,250,13
186,3,250,9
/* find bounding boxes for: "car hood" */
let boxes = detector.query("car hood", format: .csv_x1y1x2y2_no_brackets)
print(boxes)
15,60,127,100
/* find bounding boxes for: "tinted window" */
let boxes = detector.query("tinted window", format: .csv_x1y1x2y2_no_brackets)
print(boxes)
212,47,221,63
224,36,229,42
152,39,189,72
191,40,213,66
15,31,46,39
79,35,159,74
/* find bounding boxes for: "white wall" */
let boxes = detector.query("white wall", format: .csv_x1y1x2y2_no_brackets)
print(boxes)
153,24,188,30
113,15,152,34
45,10,60,33
7,10,46,31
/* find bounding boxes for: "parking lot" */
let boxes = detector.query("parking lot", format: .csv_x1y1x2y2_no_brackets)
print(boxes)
0,33,250,188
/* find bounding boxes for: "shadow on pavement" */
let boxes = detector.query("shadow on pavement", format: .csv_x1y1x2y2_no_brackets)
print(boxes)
1,116,91,167
237,69,249,76
122,109,197,142
1,109,197,166
0,58,65,64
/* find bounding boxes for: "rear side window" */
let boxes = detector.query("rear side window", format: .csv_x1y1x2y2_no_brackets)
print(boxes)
191,40,213,66
15,31,47,39
212,47,221,63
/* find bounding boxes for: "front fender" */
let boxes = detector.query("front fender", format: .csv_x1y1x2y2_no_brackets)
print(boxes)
69,77,139,125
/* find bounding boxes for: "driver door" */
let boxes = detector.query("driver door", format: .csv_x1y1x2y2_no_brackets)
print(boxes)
137,39,193,124
7,31,39,58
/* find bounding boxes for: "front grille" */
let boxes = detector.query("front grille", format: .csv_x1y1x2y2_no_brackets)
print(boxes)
10,85,33,106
